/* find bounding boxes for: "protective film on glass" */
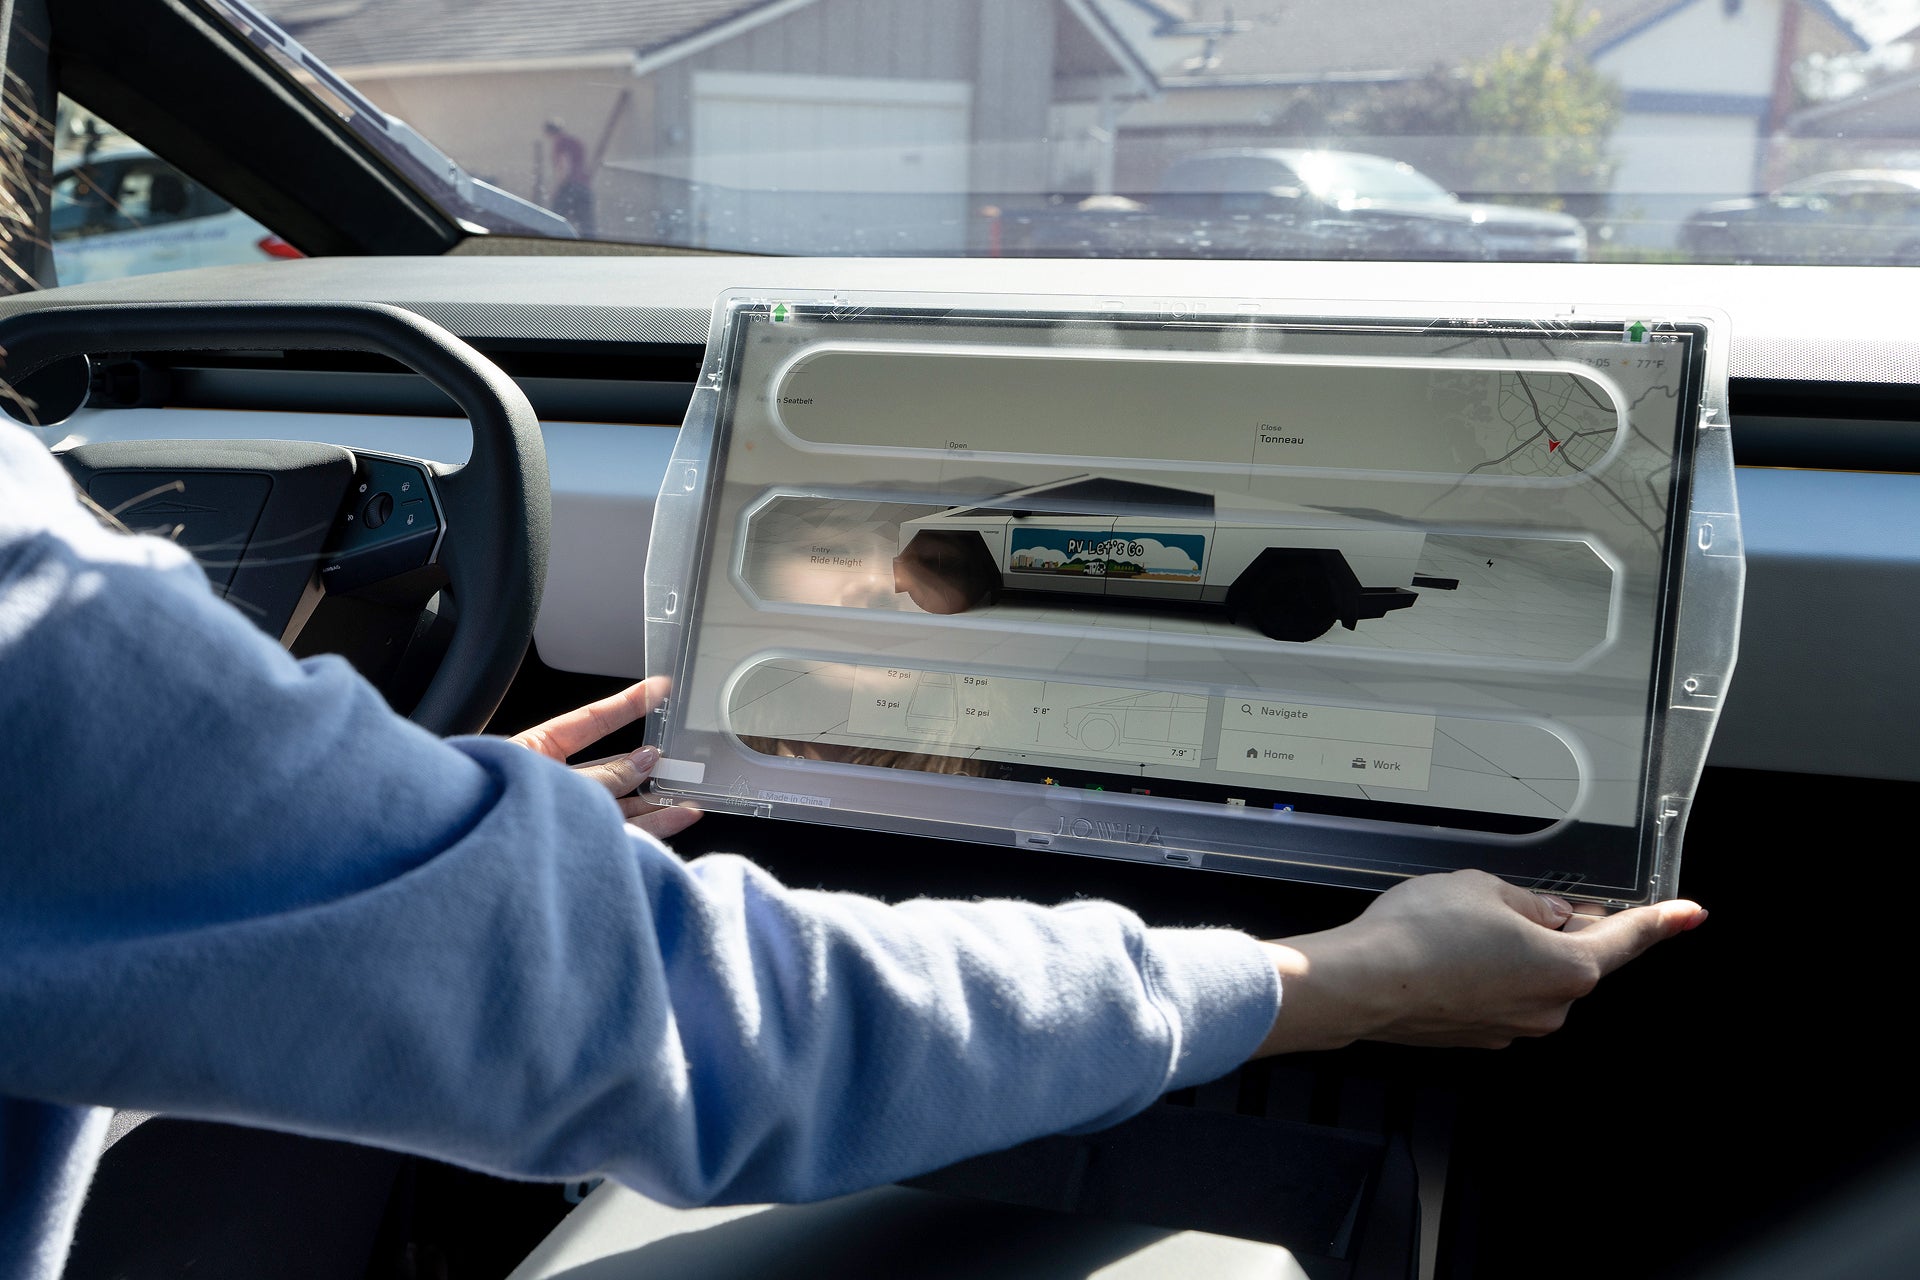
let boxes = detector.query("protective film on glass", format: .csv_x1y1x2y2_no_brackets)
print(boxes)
645,293,1740,906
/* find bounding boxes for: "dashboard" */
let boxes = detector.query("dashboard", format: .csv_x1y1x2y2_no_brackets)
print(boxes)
7,253,1918,790
14,252,1920,1279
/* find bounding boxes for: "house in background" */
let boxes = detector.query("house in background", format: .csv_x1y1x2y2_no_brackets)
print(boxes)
1091,0,1866,247
1782,23,1920,176
257,0,1155,253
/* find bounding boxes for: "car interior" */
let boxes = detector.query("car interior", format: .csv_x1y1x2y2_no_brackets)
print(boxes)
5,2,1920,1278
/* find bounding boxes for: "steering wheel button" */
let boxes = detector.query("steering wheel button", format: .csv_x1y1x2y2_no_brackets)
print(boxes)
399,498,431,530
364,491,395,528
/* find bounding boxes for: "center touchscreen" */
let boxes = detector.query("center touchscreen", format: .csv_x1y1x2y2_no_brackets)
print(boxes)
643,293,1740,905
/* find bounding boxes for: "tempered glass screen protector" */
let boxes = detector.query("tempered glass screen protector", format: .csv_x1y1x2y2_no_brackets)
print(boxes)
644,293,1741,905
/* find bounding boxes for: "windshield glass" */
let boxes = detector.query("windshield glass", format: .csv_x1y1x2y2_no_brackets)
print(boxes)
207,0,1920,265
43,95,302,288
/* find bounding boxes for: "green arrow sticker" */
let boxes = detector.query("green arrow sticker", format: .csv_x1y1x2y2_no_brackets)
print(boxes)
771,303,791,323
1623,320,1648,343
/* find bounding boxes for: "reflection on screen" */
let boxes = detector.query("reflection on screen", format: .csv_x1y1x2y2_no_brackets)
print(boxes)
650,300,1701,896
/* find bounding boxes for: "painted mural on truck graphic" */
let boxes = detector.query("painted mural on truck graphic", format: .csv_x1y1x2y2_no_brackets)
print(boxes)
891,476,1456,643
1006,529,1207,583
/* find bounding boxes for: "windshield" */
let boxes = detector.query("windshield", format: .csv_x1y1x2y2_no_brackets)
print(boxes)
179,0,1920,266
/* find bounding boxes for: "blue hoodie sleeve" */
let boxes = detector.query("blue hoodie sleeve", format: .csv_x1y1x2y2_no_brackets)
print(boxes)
0,428,1280,1207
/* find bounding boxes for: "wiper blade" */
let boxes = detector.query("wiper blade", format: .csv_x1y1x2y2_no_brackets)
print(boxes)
202,0,577,240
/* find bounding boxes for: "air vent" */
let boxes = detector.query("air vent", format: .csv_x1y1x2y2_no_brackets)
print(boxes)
1731,377,1920,471
84,340,703,425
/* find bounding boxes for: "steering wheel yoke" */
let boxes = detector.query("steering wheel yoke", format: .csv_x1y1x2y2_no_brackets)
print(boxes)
0,301,550,735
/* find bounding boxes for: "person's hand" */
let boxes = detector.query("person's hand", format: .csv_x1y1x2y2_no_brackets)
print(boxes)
509,677,700,841
1253,869,1705,1055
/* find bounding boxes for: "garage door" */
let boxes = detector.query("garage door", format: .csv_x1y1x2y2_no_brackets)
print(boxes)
691,72,973,254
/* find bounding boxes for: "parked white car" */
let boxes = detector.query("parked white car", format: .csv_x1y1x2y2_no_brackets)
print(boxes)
51,147,298,285
892,476,1452,642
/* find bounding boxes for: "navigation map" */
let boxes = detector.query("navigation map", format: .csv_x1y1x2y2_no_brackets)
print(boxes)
1457,359,1679,544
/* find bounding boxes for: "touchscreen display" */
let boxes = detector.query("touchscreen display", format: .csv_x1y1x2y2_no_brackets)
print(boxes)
645,297,1724,903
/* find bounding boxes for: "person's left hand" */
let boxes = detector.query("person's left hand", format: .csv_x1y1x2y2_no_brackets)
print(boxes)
510,677,700,840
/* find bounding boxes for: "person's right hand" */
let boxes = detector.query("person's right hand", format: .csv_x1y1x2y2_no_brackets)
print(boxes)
1253,869,1705,1055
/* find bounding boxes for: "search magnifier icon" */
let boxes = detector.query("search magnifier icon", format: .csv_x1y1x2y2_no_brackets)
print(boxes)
1241,704,1253,714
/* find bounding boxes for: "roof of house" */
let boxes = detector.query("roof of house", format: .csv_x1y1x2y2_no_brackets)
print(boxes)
255,0,1153,91
252,0,1867,84
1788,61,1920,136
1113,0,1866,87
252,0,793,69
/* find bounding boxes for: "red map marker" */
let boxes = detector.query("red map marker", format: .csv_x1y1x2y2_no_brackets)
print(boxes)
1547,437,1562,452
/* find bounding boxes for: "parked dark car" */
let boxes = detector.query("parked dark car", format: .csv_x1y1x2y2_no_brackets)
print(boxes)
1000,148,1588,262
1679,169,1920,265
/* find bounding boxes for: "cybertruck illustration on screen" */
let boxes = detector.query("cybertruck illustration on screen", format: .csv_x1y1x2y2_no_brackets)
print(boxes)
892,477,1455,642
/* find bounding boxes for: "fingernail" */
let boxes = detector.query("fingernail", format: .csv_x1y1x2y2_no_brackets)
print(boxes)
1541,894,1574,919
1682,907,1708,931
631,745,660,769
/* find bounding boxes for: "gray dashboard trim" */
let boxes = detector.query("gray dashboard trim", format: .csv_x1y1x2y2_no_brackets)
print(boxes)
5,256,1920,384
11,257,1920,781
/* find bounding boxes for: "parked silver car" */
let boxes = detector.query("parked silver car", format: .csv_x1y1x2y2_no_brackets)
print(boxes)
1151,148,1590,262
51,147,298,284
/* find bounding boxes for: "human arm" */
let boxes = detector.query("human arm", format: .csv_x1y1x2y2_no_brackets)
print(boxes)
1255,870,1705,1056
492,683,1695,1062
0,427,1278,1204
506,680,1702,1062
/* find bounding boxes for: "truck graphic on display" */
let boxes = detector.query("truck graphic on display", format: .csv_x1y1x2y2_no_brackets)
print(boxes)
892,476,1455,642
1064,689,1208,757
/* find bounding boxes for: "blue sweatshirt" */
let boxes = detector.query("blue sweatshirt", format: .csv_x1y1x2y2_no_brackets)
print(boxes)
0,421,1281,1279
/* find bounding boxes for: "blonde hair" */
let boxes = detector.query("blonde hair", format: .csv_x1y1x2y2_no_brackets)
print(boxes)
740,737,990,778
